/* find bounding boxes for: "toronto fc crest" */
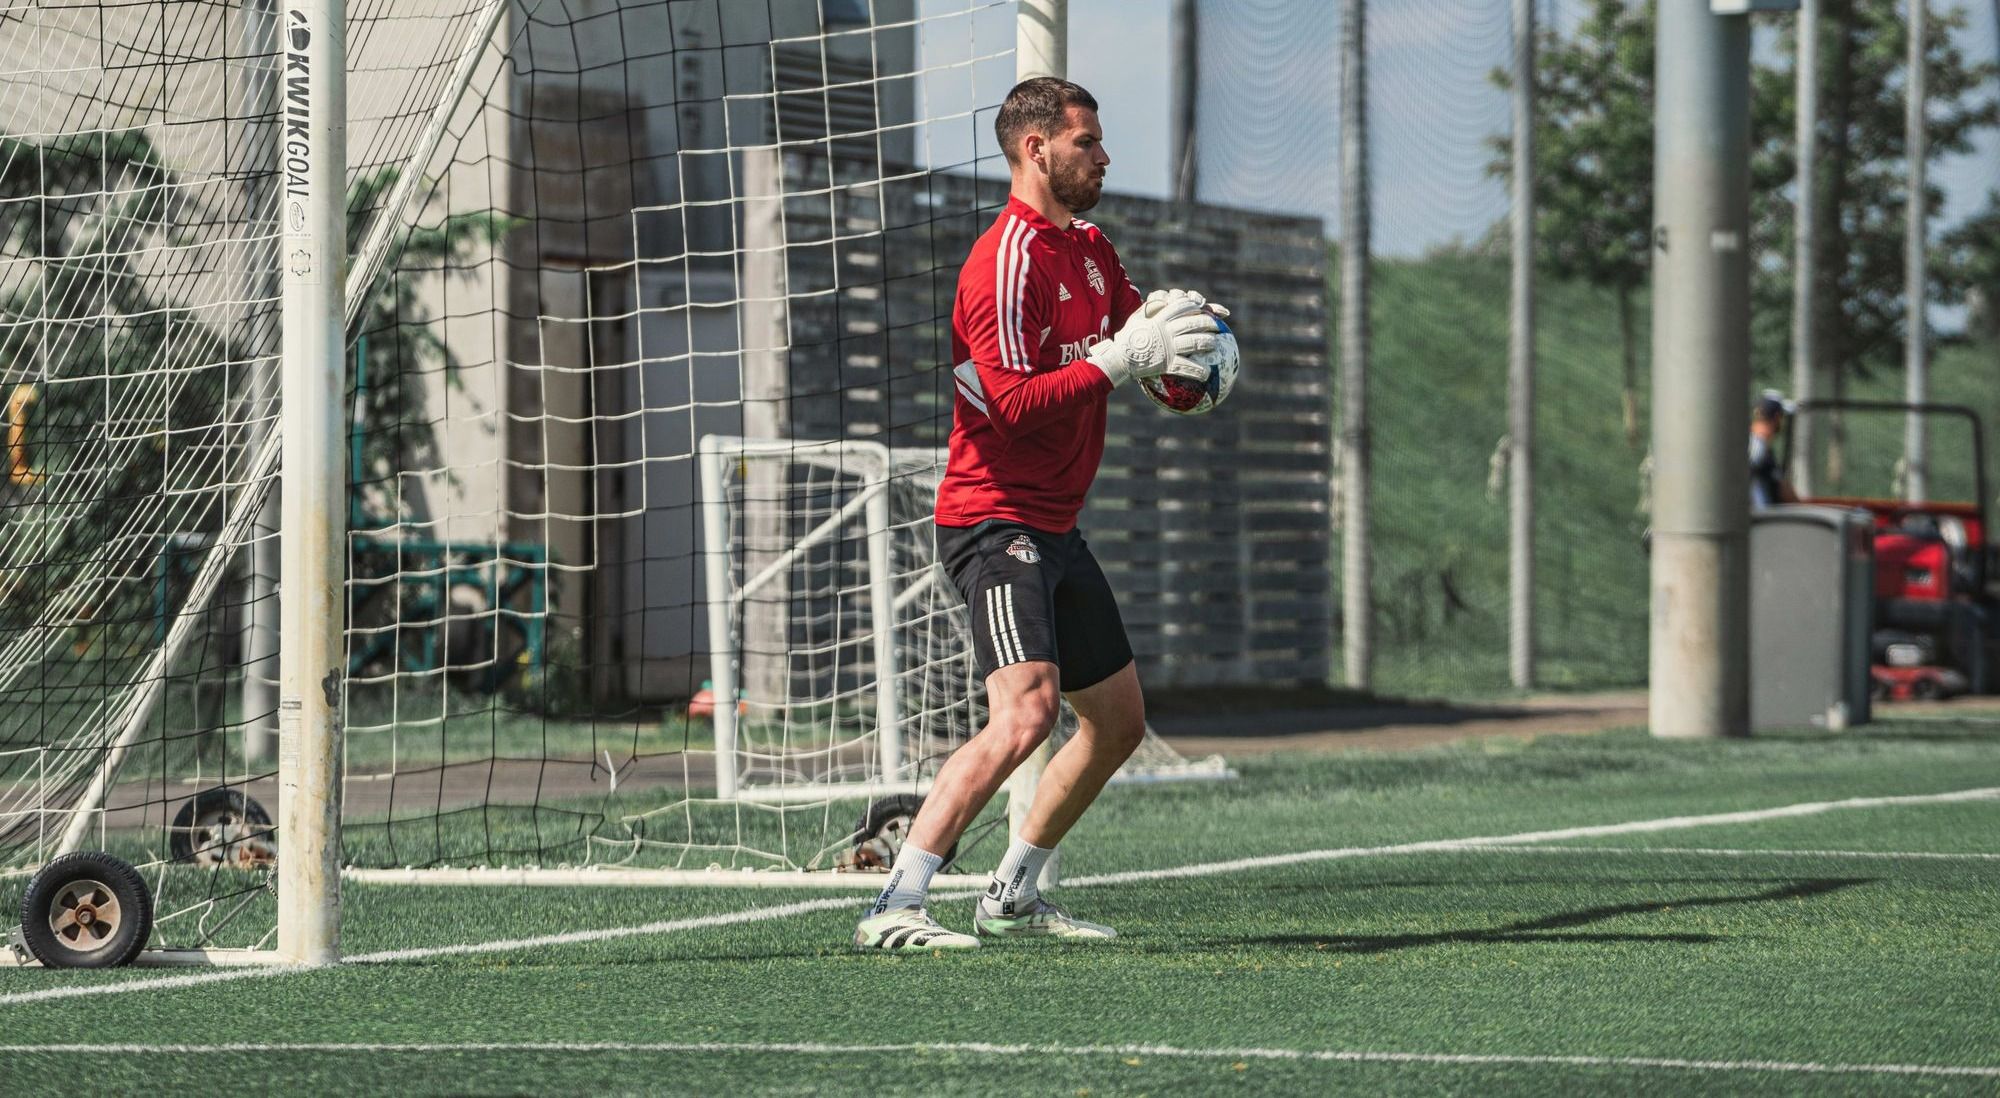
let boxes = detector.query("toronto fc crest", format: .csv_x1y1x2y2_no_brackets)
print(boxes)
1082,256,1106,296
1005,535,1041,564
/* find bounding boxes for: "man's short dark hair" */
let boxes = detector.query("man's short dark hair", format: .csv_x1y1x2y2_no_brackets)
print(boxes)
995,77,1098,164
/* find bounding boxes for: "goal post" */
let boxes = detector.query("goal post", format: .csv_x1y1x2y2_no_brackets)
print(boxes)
699,437,909,803
276,0,349,968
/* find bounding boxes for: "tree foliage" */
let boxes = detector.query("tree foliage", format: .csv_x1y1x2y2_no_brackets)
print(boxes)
1752,0,2000,383
0,131,233,632
343,168,515,528
1492,0,2000,439
1490,0,1653,445
0,135,514,639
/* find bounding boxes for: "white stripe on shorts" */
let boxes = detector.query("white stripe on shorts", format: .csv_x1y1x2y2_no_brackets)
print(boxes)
986,585,1018,666
1001,582,1026,667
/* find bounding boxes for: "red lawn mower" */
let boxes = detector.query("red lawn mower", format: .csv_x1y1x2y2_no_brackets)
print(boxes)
1784,401,1997,702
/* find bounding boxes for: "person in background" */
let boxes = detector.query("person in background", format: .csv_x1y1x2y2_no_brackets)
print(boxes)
1750,390,1798,511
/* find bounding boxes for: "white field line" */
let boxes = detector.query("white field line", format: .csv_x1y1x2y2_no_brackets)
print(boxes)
0,1040,1994,1079
2,784,1996,1008
0,891,987,1006
1060,785,2000,889
1461,844,2000,862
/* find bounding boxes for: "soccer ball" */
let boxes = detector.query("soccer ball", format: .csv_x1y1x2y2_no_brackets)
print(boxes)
1139,313,1238,415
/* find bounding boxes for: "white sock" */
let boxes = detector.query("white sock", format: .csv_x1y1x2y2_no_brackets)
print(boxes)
983,838,1054,916
870,843,944,915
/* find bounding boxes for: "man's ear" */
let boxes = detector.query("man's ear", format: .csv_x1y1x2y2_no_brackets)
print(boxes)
1023,131,1047,173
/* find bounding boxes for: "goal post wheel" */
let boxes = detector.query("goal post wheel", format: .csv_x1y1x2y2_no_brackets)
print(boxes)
169,787,275,867
18,851,155,968
852,794,956,869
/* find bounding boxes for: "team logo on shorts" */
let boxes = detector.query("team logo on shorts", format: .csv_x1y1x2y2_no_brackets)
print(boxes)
1005,535,1041,564
1082,257,1106,296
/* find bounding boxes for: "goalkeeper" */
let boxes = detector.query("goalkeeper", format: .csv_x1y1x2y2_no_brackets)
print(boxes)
855,77,1229,952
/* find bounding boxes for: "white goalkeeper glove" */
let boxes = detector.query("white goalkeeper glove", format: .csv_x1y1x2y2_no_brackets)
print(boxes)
1086,289,1222,389
1148,287,1231,321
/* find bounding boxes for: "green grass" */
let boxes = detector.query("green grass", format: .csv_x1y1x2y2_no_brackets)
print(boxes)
5,717,2000,1094
1353,255,1655,696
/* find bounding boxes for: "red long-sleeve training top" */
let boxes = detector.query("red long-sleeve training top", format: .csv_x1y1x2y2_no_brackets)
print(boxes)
934,195,1145,533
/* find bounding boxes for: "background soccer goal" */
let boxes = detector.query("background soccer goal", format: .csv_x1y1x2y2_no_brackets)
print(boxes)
1,0,1321,965
694,435,1229,804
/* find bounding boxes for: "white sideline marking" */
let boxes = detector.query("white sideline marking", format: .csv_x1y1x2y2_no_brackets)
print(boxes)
3,784,1996,1008
0,1040,1994,1079
1062,785,2000,889
0,894,956,1005
1463,844,2000,862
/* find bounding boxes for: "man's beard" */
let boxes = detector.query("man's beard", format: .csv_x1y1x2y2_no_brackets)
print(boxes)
1049,158,1102,213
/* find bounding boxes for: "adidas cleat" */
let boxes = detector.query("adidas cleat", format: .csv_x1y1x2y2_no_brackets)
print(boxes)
974,896,1117,940
853,906,980,953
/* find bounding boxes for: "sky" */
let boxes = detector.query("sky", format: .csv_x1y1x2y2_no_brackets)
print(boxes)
1059,0,2000,258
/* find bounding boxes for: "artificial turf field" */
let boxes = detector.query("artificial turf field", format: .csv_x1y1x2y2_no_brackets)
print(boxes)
6,715,2000,1095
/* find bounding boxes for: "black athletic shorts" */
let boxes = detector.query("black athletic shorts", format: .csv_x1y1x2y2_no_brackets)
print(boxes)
936,519,1133,693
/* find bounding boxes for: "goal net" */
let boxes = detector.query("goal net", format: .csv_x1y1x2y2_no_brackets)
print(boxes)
332,0,1231,886
0,0,527,953
2,0,1232,950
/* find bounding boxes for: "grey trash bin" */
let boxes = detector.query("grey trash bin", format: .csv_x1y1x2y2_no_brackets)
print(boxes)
1750,505,1874,731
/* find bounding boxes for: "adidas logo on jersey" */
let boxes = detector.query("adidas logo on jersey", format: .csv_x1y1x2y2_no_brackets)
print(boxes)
1057,282,1072,301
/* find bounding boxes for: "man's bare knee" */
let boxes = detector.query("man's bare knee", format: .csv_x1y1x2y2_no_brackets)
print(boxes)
983,664,1061,767
992,695,1059,762
1098,713,1146,755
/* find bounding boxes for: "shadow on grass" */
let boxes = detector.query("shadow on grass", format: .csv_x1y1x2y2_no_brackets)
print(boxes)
1252,874,1855,895
1203,877,1873,955
1850,727,2000,746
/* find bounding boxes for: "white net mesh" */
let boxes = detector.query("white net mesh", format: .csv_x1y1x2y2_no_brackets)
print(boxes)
0,0,550,943
1,0,1230,914
335,0,1224,879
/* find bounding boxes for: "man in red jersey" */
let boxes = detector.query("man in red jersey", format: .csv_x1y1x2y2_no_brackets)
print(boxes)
856,77,1228,952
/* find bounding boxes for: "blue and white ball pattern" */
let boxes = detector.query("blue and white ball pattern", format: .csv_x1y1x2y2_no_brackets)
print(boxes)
1139,313,1238,415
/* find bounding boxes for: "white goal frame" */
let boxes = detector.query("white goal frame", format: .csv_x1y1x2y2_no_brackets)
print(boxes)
699,434,1235,811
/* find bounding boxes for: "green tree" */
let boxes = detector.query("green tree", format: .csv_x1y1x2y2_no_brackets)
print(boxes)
1752,0,1998,464
0,131,232,636
1494,0,1998,465
1941,190,2000,344
343,168,516,528
1490,0,1653,448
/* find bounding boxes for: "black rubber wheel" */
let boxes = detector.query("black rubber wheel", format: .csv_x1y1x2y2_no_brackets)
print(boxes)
854,794,956,867
169,787,274,866
19,851,153,968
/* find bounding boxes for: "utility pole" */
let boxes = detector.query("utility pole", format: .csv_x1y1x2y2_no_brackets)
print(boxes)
1010,0,1066,889
1905,0,1929,501
1792,0,1819,496
1509,0,1536,690
1171,0,1198,202
1339,0,1372,691
1650,1,1752,740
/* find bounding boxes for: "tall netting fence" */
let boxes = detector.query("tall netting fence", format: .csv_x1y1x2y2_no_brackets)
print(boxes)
0,0,516,950
1200,0,1653,697
1199,0,2000,698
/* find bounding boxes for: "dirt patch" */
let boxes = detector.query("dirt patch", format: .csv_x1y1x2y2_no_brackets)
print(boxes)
1150,691,1648,757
